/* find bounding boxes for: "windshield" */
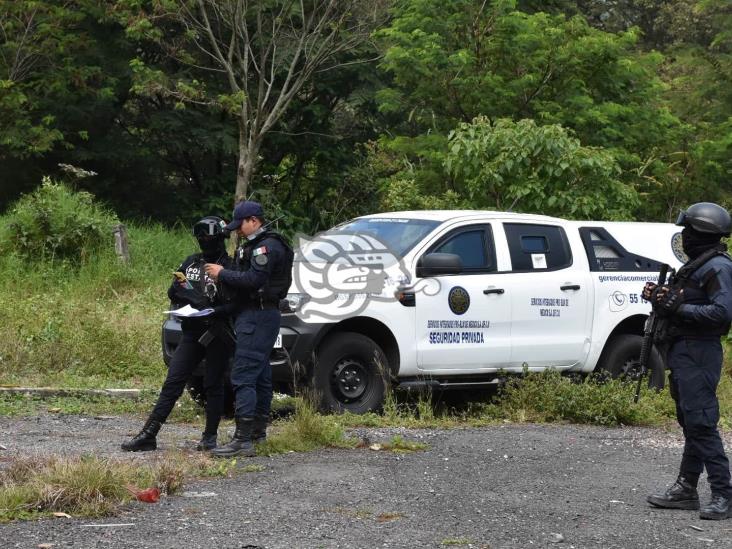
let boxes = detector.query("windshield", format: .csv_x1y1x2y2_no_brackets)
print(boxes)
327,217,441,258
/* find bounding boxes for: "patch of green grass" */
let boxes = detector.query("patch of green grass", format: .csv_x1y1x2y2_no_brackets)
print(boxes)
336,370,687,429
257,397,357,455
380,435,429,453
0,451,246,523
0,454,182,522
441,538,472,546
239,464,265,473
493,370,676,426
0,392,203,423
0,393,153,417
0,219,193,390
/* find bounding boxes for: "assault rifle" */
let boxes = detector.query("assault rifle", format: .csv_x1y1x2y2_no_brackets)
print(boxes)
634,263,670,403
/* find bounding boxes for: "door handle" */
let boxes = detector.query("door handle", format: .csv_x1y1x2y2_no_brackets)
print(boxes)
560,284,581,291
483,288,505,295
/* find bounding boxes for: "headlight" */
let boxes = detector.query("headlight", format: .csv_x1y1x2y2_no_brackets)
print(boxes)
281,293,310,313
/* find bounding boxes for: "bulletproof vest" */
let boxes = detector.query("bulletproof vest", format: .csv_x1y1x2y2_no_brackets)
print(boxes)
237,231,294,302
185,253,228,306
668,247,732,338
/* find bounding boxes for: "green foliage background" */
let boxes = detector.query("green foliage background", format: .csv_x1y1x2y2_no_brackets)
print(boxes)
1,0,730,228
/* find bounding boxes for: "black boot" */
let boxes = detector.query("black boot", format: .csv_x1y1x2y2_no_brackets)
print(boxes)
196,432,217,451
252,414,269,444
121,416,162,452
211,417,255,458
647,476,700,510
700,494,732,520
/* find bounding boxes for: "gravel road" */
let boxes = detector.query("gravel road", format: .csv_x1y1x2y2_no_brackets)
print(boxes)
2,413,732,548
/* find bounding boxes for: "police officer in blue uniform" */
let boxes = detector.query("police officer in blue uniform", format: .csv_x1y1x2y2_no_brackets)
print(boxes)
204,201,292,457
122,216,235,452
645,202,732,520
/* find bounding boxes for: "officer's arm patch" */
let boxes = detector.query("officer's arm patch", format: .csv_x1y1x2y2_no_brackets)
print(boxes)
253,246,269,266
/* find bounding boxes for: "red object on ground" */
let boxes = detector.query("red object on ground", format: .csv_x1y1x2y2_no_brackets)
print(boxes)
126,485,160,503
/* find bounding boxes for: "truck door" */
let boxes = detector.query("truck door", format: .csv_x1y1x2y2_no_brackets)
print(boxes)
415,224,512,371
499,222,592,369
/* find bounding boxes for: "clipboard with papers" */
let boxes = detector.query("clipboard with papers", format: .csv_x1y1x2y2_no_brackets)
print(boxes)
164,304,215,318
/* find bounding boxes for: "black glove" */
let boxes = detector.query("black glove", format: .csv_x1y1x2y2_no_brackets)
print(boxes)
172,285,210,309
642,282,656,302
209,304,236,319
654,286,683,317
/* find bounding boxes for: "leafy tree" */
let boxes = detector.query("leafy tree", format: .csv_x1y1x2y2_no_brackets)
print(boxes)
445,117,637,219
375,0,680,219
0,1,137,212
120,0,388,201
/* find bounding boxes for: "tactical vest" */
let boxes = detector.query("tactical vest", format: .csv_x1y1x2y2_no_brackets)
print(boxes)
184,253,233,307
237,231,294,303
668,246,732,339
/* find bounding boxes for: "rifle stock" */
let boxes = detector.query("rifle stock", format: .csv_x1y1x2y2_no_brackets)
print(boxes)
634,263,669,403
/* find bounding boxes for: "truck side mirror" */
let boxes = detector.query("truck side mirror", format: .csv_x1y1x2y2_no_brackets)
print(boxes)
416,253,463,277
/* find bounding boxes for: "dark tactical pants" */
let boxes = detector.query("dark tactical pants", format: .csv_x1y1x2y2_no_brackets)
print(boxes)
669,338,732,498
231,308,281,418
152,328,228,434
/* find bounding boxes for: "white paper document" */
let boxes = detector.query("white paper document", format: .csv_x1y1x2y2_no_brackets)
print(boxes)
165,304,215,318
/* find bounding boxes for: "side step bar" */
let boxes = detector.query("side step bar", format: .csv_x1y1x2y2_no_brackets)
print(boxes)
396,378,503,391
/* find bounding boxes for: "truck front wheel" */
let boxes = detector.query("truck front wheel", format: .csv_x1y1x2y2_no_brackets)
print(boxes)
596,333,665,390
314,332,388,414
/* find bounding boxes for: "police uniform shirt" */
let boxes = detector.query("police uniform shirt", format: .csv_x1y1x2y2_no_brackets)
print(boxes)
217,233,287,297
675,254,732,332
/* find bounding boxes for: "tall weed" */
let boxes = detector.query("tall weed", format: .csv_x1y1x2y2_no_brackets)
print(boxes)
494,370,674,426
0,179,119,261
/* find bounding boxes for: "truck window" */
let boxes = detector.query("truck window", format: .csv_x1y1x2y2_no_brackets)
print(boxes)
428,225,496,273
578,227,664,272
504,223,572,271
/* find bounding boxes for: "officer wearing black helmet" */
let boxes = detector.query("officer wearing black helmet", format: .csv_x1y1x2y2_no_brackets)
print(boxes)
121,216,235,452
204,201,293,458
644,202,732,520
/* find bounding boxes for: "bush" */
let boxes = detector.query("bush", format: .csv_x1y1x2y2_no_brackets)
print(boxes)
0,178,119,261
495,369,674,426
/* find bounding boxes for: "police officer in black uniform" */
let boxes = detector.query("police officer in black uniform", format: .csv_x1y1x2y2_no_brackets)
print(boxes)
645,202,732,520
121,216,235,452
204,201,292,458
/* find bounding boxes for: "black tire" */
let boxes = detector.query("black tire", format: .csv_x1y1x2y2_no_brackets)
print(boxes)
596,333,665,390
314,332,388,414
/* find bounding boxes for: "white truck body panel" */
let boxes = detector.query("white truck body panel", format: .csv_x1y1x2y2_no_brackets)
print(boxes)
290,210,685,379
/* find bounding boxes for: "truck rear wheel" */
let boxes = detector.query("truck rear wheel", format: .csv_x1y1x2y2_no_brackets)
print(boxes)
314,332,388,414
596,333,665,390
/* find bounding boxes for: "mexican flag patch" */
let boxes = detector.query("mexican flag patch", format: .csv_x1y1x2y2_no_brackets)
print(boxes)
253,246,268,256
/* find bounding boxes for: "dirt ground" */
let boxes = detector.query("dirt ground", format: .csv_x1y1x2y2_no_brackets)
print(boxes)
2,413,732,548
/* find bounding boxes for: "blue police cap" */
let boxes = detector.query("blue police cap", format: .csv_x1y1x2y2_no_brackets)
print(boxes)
225,201,264,231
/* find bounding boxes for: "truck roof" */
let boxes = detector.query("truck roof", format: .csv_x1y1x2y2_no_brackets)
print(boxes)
360,210,564,223
360,210,677,229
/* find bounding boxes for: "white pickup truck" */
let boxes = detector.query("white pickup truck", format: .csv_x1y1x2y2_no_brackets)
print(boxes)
274,210,686,413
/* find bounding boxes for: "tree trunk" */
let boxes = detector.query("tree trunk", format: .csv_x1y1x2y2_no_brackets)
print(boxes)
235,137,256,202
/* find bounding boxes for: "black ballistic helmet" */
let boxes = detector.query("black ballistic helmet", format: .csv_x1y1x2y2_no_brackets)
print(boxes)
675,202,732,237
193,216,227,239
